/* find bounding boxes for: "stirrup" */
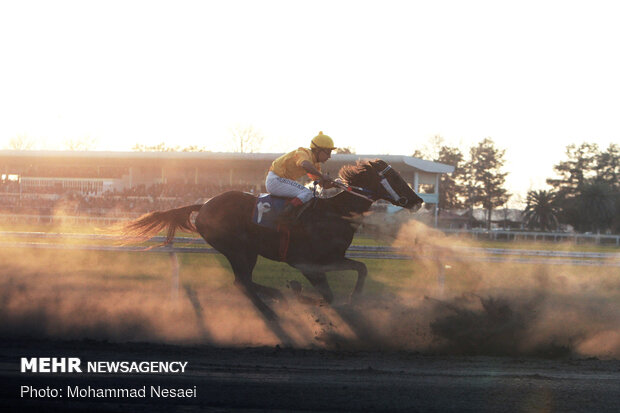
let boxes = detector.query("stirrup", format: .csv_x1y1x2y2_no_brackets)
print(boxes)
278,203,301,224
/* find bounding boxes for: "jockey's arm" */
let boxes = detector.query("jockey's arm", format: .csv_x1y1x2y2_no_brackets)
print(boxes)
300,160,336,189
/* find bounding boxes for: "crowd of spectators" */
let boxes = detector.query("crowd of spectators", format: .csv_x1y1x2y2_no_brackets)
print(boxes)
18,165,127,179
0,181,19,193
0,181,262,217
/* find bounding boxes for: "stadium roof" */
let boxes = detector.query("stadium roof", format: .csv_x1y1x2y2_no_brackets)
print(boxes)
0,150,454,174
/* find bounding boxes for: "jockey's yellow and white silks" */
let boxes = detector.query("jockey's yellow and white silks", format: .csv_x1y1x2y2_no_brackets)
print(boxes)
269,148,321,181
265,171,314,203
266,147,321,203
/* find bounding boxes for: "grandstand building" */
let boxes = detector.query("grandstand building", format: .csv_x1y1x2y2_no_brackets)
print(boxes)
1,150,454,205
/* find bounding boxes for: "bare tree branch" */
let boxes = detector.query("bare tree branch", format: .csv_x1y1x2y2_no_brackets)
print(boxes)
7,134,35,150
63,136,97,151
229,125,264,153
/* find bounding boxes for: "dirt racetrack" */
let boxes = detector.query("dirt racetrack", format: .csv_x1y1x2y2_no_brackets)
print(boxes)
1,227,620,412
1,336,619,412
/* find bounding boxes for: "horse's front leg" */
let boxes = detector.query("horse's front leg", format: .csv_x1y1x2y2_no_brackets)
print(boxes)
343,258,367,302
294,258,367,303
300,271,334,304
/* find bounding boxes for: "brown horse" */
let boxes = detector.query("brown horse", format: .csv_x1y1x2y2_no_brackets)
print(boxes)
121,159,422,308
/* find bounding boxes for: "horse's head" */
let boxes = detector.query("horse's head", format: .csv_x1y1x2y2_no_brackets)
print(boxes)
339,159,424,211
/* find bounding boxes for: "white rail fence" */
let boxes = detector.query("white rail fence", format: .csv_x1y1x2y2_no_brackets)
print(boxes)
442,228,620,245
3,232,618,298
2,213,620,245
2,232,619,266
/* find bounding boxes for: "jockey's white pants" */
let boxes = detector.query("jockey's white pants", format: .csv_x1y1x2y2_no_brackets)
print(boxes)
265,171,313,203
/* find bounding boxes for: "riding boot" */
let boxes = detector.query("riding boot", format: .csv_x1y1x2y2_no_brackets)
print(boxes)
279,198,304,224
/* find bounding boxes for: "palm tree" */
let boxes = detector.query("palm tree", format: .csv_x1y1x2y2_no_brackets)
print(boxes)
524,190,559,231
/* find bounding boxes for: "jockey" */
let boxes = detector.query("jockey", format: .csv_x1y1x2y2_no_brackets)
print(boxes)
266,131,337,221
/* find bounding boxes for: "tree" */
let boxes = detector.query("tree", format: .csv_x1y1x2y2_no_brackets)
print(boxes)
547,143,600,198
335,146,355,154
7,134,35,150
180,145,210,152
435,145,465,211
523,190,559,231
63,136,97,151
132,142,180,152
229,125,264,153
594,145,619,233
411,135,444,161
595,143,619,189
460,155,481,226
613,191,620,233
572,183,616,233
547,142,620,233
467,138,510,229
131,143,209,152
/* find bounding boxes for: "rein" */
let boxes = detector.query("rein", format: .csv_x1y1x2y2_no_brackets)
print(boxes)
331,181,376,202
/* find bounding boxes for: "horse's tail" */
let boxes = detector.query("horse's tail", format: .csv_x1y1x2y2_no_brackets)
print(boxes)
120,204,203,247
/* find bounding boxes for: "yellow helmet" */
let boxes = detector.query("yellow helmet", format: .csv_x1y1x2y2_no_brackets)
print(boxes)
310,131,336,150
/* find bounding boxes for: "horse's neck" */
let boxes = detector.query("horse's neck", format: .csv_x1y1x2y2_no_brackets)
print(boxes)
321,190,373,216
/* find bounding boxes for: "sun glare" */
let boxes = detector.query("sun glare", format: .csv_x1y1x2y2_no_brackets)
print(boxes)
0,1,618,199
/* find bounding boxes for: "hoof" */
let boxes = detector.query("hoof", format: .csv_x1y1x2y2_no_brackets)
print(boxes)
287,280,303,295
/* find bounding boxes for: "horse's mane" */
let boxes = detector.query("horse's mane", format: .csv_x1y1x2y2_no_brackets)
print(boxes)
338,159,375,185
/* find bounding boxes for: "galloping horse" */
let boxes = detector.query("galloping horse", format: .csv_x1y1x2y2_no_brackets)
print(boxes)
121,159,423,306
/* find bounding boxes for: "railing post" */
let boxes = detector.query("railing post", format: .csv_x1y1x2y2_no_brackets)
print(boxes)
167,244,180,300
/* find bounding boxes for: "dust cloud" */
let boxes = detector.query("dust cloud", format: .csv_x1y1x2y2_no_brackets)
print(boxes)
386,219,620,359
1,219,619,359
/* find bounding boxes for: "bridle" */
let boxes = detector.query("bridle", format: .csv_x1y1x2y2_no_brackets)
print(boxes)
376,165,409,206
332,164,409,207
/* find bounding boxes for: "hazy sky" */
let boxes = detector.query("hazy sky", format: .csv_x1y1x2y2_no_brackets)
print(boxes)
1,0,618,203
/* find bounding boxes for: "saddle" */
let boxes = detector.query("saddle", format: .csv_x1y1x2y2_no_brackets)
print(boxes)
251,194,312,229
251,193,313,262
